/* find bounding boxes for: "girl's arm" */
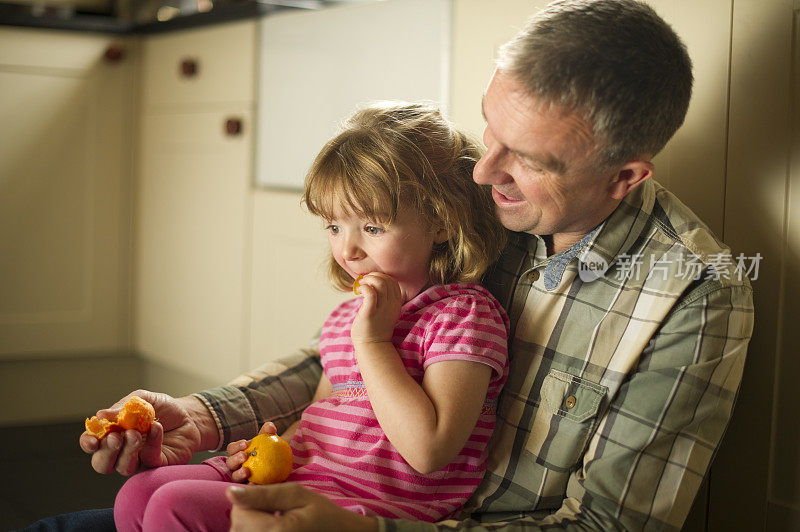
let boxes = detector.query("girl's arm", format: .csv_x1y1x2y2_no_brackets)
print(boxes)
355,342,492,474
352,273,497,474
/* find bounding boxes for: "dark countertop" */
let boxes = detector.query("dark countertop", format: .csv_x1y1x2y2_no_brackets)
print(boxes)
0,1,287,35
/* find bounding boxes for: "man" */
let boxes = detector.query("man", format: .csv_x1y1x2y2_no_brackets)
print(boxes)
79,1,753,531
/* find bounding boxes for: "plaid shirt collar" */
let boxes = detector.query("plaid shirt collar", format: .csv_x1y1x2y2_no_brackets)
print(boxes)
519,179,660,291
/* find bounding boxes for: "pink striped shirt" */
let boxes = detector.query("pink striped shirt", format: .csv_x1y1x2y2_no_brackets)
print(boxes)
287,284,509,522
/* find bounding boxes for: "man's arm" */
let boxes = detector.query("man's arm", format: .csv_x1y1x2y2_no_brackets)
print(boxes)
378,282,754,531
194,346,322,450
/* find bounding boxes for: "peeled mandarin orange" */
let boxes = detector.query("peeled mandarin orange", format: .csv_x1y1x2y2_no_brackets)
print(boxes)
353,274,365,295
117,396,156,434
242,434,293,485
84,396,156,440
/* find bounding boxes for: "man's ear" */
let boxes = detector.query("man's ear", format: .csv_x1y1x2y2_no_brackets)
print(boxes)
607,160,654,200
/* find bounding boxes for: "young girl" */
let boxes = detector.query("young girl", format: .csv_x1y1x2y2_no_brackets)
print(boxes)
114,102,509,529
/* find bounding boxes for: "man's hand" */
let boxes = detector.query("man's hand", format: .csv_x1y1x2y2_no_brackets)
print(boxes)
79,390,215,476
227,483,378,532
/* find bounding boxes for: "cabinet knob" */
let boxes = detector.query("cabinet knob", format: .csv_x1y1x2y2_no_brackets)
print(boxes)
225,118,243,136
181,58,199,78
104,45,125,63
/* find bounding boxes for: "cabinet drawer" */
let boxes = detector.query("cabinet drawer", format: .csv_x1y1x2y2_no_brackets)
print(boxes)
140,20,255,108
0,27,129,72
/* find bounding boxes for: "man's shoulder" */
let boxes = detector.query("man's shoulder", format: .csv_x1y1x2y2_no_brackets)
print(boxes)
648,181,752,293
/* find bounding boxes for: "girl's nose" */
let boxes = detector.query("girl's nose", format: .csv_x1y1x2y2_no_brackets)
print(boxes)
341,236,365,261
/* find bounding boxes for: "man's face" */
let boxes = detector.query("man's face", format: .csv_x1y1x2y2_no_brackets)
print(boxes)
474,71,617,238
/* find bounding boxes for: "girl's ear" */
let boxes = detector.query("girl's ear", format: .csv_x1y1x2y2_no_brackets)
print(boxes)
433,225,450,244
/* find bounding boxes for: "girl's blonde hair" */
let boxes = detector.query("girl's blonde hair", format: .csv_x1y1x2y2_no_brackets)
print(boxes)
303,101,506,292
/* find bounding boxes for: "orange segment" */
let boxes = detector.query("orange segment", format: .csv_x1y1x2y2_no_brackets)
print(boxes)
242,434,293,485
353,274,365,295
117,396,156,434
85,416,120,440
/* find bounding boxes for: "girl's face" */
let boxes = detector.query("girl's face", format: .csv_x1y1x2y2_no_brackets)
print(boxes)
325,203,446,302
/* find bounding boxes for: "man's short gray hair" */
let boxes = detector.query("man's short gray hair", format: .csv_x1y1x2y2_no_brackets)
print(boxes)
497,0,693,169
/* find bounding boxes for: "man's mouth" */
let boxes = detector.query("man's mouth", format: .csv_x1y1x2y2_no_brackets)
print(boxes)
492,187,526,205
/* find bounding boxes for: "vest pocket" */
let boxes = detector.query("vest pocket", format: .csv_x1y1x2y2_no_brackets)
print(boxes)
524,369,608,471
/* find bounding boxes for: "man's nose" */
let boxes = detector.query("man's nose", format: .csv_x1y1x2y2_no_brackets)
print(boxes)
474,145,510,185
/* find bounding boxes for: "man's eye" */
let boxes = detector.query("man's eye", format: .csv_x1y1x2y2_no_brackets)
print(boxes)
326,225,340,234
517,155,542,173
364,225,384,235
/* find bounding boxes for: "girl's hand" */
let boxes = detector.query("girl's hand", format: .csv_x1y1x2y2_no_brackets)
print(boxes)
351,273,403,345
226,422,278,483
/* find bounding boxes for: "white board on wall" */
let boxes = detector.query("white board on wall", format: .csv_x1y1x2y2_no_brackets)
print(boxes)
256,0,451,190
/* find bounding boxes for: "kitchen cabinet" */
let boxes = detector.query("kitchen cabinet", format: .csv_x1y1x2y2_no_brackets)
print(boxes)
0,28,133,357
133,20,255,386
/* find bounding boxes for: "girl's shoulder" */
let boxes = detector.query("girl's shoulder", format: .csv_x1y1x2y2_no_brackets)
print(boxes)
405,283,504,314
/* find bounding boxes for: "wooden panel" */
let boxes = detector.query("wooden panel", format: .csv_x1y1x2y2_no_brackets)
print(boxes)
248,190,348,370
133,108,252,384
648,0,731,237
711,0,794,530
0,28,133,356
140,20,255,110
769,6,800,519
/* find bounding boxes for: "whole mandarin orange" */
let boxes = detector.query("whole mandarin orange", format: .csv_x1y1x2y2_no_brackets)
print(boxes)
242,434,293,485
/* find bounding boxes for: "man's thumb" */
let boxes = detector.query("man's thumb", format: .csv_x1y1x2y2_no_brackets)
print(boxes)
226,483,306,511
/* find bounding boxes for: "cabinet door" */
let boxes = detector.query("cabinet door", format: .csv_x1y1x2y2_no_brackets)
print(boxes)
140,20,256,110
0,28,133,356
134,109,252,384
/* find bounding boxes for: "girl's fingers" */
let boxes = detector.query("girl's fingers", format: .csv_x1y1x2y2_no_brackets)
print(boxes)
258,422,277,435
231,464,252,483
226,450,247,471
357,283,378,313
227,439,248,455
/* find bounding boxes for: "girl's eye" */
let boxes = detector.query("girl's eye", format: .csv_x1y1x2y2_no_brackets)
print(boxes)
325,224,340,234
364,225,384,235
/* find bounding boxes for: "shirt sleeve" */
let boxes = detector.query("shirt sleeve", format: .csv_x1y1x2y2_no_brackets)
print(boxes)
379,281,753,531
422,294,510,385
193,344,322,450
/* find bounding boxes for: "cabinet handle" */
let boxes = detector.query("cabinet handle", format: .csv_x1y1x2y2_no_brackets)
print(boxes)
225,118,243,136
181,58,199,78
104,45,125,63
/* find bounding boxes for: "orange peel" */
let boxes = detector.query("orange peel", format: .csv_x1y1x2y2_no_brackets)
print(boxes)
242,433,293,485
353,274,365,295
84,395,156,440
